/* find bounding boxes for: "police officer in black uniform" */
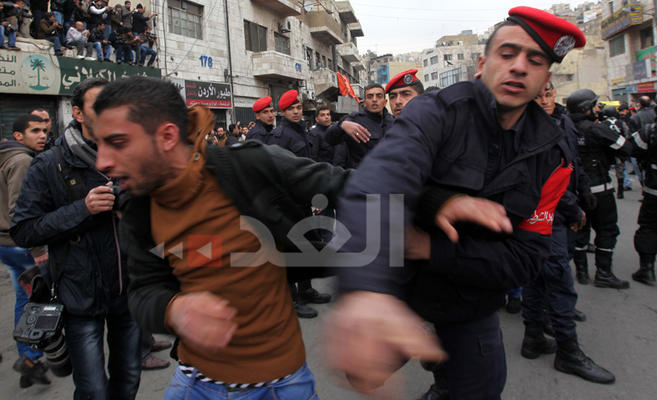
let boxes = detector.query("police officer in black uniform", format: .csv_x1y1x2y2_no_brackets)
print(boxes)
269,90,330,319
601,106,631,199
631,123,657,285
309,105,348,167
521,82,614,384
245,96,275,144
325,83,394,168
568,89,636,289
327,7,587,399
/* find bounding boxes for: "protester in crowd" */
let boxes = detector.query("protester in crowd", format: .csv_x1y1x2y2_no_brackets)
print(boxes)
0,2,22,51
30,108,57,150
0,114,50,389
87,0,109,31
109,3,123,32
91,76,351,400
131,3,156,35
11,78,141,399
137,25,157,67
89,21,112,62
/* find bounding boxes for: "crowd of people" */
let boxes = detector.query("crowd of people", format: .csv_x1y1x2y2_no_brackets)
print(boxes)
0,5,656,400
0,0,157,65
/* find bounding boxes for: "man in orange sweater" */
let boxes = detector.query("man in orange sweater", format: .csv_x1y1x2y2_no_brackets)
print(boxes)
91,76,350,399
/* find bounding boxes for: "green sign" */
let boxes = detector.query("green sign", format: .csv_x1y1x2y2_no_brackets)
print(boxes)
0,49,161,96
58,57,161,95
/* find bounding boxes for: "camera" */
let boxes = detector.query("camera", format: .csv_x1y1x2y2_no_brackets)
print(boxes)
13,303,72,377
6,23,15,32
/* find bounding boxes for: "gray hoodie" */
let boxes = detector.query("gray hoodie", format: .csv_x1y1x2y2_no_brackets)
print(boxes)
0,141,45,256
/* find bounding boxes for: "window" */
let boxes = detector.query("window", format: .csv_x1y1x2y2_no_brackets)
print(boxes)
424,74,430,81
168,0,203,39
457,53,464,60
609,35,625,57
430,56,438,65
244,20,267,52
440,68,461,87
641,27,654,49
423,59,428,67
431,72,438,80
444,54,452,61
275,32,290,55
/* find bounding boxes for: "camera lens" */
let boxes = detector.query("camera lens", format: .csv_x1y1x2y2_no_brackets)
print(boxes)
43,334,72,377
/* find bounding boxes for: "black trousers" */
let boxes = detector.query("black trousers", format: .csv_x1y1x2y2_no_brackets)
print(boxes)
522,225,577,342
433,313,506,400
575,190,620,251
634,193,657,255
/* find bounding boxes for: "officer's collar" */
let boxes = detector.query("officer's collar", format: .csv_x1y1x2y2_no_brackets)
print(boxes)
282,117,306,132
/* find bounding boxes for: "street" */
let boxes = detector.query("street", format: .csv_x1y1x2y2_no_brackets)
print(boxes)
1,178,655,400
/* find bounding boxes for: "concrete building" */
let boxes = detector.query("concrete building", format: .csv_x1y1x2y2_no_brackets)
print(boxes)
420,31,484,89
602,0,657,102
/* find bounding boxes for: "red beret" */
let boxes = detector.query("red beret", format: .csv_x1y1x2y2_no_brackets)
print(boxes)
385,69,420,94
252,96,272,113
279,90,300,111
508,6,586,63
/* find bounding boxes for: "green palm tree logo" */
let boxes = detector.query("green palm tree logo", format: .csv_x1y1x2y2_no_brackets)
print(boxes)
29,57,49,90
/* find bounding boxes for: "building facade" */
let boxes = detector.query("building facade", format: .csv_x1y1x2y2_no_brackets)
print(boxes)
420,31,484,89
601,0,657,102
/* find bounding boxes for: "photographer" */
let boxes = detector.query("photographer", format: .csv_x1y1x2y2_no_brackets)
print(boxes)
87,0,109,31
36,12,64,56
89,21,111,62
1,0,29,43
0,2,20,50
65,20,93,59
136,25,156,67
10,78,141,399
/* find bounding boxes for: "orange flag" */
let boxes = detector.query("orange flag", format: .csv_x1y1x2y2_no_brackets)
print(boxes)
336,72,360,104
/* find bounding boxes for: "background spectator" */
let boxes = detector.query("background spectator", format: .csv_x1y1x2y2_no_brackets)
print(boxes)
36,12,64,56
89,21,111,61
137,25,156,66
65,20,93,59
0,3,21,50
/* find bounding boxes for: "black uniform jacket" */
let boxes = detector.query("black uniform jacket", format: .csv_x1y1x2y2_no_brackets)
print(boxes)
337,79,573,324
245,120,273,144
309,123,348,167
269,117,316,159
325,107,395,168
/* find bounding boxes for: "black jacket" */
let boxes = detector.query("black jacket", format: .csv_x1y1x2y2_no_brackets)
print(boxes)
325,108,395,168
269,117,315,159
131,10,150,34
552,104,587,227
571,112,635,189
245,120,273,144
119,142,350,334
338,79,573,324
630,107,656,132
309,123,348,167
10,122,127,316
632,123,657,194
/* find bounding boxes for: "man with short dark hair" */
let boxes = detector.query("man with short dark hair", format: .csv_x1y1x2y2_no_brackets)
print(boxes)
30,108,57,149
630,95,656,133
11,78,142,399
325,83,394,168
309,105,347,167
0,114,50,389
245,96,275,144
328,7,588,399
89,21,112,62
269,90,331,319
91,76,350,399
36,12,63,56
131,3,156,35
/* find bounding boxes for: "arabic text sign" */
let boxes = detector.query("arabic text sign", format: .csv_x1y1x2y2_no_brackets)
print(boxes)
0,51,61,94
184,80,232,109
59,57,162,96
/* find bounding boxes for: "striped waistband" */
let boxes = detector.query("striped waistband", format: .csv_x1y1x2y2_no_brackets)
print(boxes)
178,363,292,391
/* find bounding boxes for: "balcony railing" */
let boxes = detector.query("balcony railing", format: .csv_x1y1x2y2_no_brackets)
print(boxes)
336,1,358,24
251,51,305,81
311,67,339,97
305,11,345,45
250,0,301,17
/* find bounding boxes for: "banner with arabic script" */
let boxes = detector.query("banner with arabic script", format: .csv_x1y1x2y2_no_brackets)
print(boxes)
184,80,232,109
59,57,161,95
0,52,61,94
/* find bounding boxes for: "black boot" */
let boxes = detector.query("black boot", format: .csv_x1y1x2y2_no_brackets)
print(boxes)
593,250,629,289
573,250,590,285
554,336,615,384
616,179,624,199
521,322,557,359
573,308,586,322
632,253,656,286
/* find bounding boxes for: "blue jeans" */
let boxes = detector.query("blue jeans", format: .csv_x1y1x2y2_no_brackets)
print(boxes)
46,35,62,52
93,42,112,60
164,363,319,400
65,295,141,400
139,45,157,66
0,25,17,47
0,245,44,360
